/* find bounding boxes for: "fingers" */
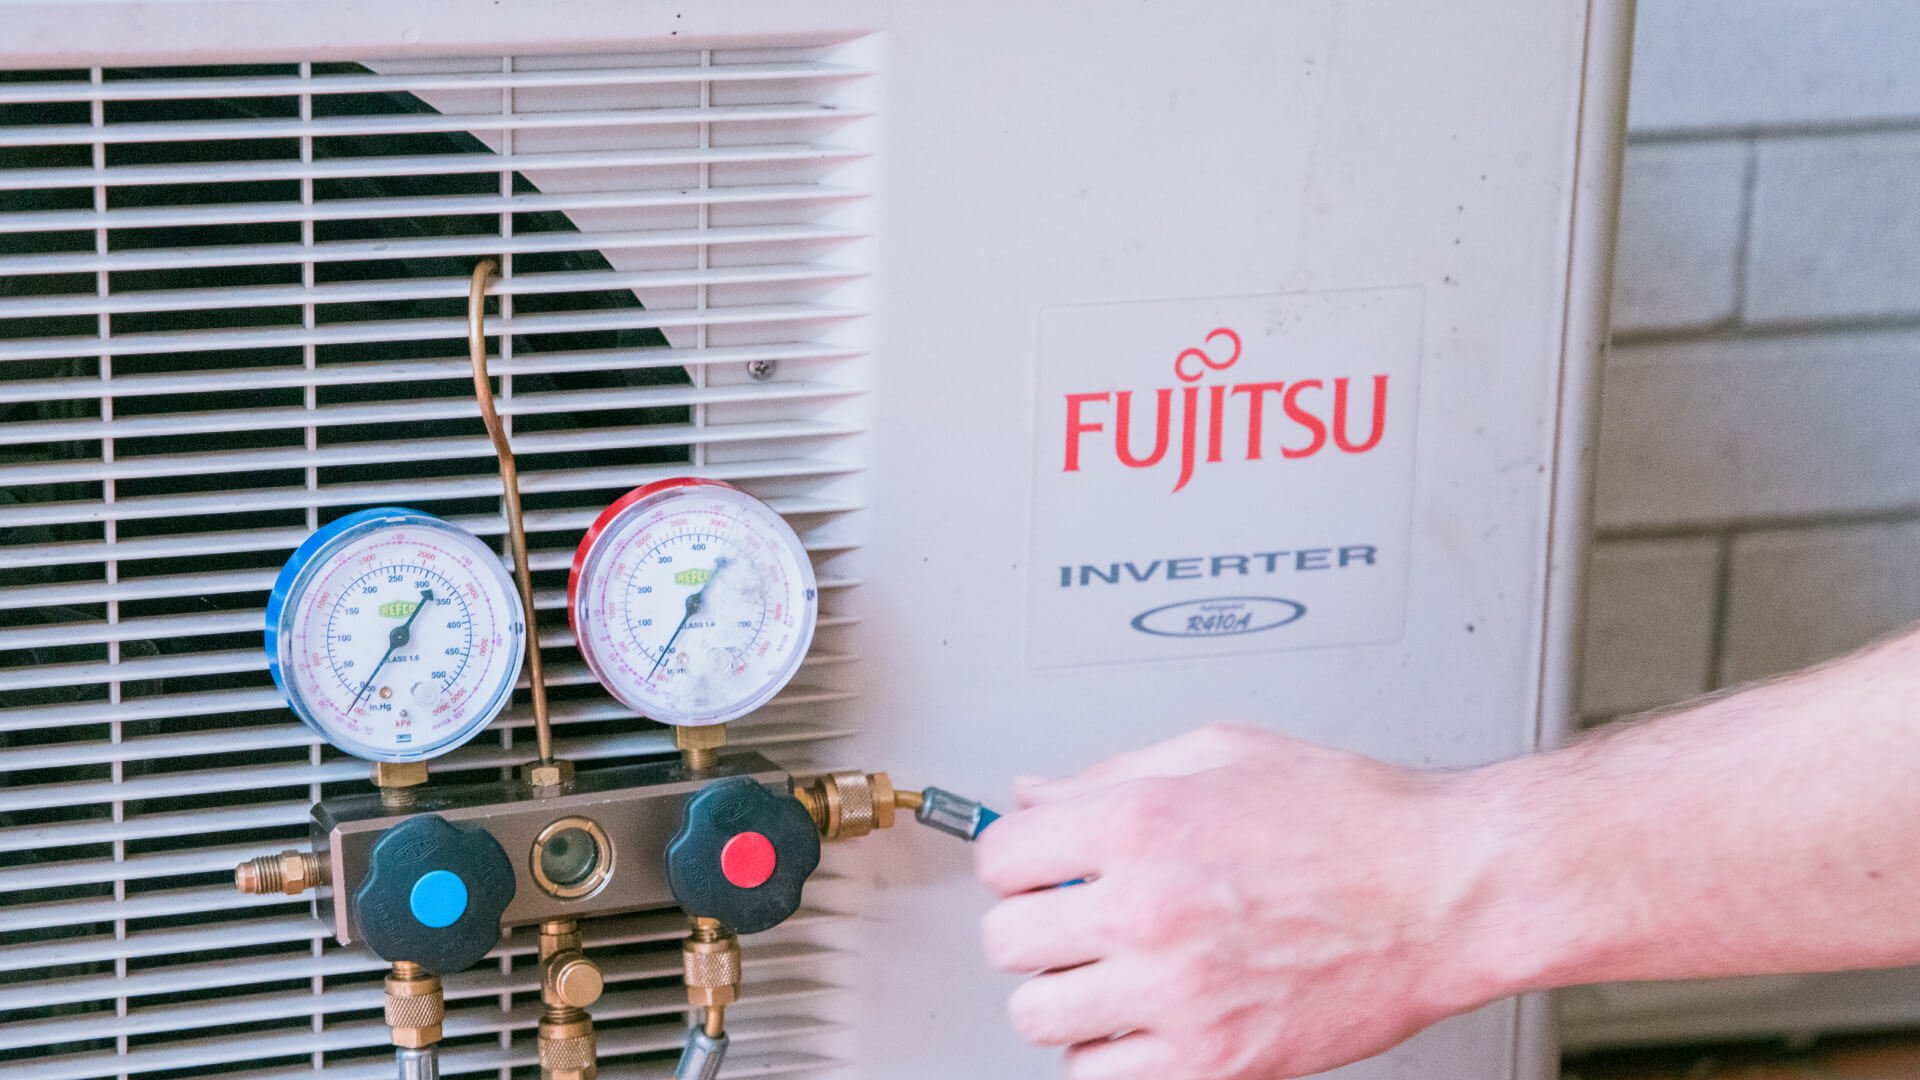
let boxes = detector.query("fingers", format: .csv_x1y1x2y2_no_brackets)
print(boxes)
974,799,1107,896
982,882,1108,973
1064,1032,1179,1080
1016,725,1251,807
1007,960,1150,1048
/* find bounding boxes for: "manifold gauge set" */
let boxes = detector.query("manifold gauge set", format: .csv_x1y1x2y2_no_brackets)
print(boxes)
235,264,997,1080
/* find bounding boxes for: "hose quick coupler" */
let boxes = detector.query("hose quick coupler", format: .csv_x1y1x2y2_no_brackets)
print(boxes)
681,918,741,1016
674,1028,729,1080
538,1006,597,1080
676,919,739,1080
234,849,328,896
793,770,913,840
384,962,445,1050
915,786,998,841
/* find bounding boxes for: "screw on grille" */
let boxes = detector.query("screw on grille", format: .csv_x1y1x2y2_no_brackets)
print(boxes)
745,359,777,381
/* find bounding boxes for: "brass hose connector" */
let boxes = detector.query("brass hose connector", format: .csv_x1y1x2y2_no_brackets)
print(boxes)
792,771,925,840
234,849,328,896
681,917,740,1036
538,920,599,1080
385,961,445,1049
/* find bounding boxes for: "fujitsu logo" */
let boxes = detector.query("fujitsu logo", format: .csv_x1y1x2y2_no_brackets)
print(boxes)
1062,327,1390,493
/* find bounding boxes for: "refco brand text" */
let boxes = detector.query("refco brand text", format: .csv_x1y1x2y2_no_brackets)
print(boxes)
1058,545,1378,588
1061,326,1392,493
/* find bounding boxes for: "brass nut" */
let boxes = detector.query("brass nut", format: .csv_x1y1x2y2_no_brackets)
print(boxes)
686,980,739,1011
234,850,327,896
373,761,429,789
538,918,583,960
674,725,728,752
871,771,897,830
675,724,728,773
523,758,576,792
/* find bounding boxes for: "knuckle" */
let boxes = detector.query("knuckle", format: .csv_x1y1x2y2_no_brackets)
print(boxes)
1108,783,1167,837
1187,722,1252,759
1131,885,1188,940
1164,953,1216,1002
1188,1023,1250,1079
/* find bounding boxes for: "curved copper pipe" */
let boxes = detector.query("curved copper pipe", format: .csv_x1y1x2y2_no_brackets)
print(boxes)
468,259,552,765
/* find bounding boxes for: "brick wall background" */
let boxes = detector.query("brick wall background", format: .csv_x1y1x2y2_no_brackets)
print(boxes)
1564,0,1920,1050
1582,0,1920,725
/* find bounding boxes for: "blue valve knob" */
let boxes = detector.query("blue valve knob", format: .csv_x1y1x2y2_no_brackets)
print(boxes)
355,814,516,975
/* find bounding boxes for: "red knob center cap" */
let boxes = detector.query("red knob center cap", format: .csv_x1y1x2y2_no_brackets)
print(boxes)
720,832,777,889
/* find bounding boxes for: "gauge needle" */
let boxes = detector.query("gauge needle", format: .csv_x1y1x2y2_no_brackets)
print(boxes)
350,589,433,710
650,557,727,677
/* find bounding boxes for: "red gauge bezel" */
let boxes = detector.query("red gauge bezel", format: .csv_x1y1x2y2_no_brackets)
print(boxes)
565,477,735,640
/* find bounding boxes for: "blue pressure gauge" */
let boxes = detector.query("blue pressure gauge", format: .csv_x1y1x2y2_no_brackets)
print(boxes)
266,508,525,762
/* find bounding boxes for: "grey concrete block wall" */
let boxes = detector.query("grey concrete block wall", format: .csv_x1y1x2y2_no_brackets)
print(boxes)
1564,6,1920,1049
1582,2,1920,726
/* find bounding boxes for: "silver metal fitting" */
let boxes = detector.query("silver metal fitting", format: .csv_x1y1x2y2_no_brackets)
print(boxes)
917,786,993,841
674,1028,729,1080
395,1045,440,1080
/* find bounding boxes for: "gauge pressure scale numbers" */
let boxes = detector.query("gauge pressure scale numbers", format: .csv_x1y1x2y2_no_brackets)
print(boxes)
569,479,819,728
267,507,525,764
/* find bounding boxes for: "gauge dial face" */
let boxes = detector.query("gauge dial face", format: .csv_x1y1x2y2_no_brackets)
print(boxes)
266,508,524,762
569,479,817,727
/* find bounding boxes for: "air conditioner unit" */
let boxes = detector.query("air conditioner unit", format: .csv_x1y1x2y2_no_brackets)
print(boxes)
0,2,1631,1078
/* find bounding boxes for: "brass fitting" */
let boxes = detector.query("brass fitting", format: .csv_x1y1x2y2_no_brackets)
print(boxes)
384,961,445,1049
674,725,727,774
538,920,599,1080
538,1006,597,1080
540,919,604,1010
793,771,923,840
374,760,429,810
681,916,741,1028
234,849,328,896
523,757,576,796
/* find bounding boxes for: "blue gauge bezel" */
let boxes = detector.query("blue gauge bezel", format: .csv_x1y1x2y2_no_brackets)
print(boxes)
266,507,525,763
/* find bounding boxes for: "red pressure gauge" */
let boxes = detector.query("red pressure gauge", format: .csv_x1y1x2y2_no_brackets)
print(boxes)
568,479,817,727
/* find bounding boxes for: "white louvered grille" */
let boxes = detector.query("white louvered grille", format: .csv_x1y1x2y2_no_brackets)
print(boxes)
0,43,872,1078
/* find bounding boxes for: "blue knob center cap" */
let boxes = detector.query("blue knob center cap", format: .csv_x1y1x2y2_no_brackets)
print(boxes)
409,870,469,929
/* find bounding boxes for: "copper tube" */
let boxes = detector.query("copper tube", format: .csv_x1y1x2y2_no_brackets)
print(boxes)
468,259,552,765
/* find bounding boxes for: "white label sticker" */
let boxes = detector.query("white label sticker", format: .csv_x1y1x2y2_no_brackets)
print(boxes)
1028,289,1423,668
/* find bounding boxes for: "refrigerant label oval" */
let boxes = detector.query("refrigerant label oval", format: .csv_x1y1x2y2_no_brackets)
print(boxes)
1129,596,1307,638
1028,289,1422,668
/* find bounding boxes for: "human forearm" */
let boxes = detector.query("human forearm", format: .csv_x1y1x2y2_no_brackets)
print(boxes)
974,625,1920,1078
1458,624,1920,998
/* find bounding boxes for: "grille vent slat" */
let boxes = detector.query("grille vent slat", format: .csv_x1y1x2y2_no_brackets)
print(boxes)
0,181,862,236
0,101,863,148
0,43,869,1077
0,60,869,103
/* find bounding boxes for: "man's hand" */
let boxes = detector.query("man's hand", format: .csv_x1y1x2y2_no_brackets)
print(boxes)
975,725,1505,1080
